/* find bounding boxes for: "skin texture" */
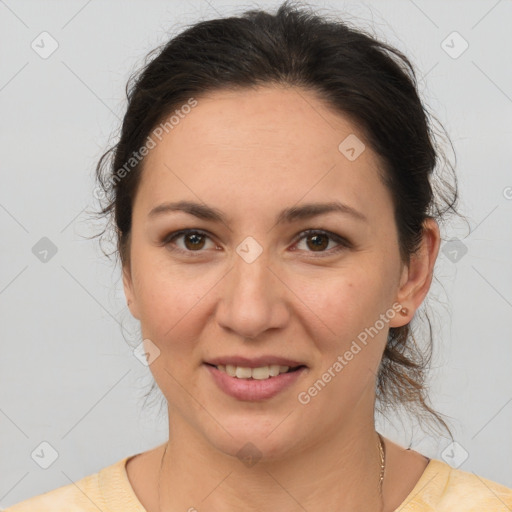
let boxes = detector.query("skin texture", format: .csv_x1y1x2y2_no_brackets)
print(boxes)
123,85,439,512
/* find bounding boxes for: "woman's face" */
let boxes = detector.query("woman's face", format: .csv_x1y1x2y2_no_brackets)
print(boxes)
123,86,432,458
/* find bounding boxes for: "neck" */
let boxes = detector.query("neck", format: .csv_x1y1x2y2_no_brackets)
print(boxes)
158,410,385,512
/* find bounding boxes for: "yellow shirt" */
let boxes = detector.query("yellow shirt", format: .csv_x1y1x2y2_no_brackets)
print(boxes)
4,454,512,511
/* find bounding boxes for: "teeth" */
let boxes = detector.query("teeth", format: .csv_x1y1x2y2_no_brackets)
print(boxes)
269,364,281,377
216,364,292,379
236,366,252,379
251,366,270,380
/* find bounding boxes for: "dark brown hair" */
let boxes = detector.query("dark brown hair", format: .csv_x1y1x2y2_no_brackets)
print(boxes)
94,0,460,438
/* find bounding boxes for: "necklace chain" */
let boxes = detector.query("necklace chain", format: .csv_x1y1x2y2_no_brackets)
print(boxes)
158,433,386,511
377,432,386,490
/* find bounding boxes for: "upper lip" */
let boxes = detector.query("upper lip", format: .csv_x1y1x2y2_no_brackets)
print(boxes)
205,355,307,368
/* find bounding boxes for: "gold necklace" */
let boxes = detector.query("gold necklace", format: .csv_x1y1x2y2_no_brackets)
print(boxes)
158,433,386,511
377,432,386,490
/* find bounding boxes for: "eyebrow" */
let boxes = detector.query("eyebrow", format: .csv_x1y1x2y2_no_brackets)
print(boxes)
148,200,367,225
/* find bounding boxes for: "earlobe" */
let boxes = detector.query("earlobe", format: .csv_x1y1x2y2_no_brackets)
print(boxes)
389,218,440,328
122,265,140,320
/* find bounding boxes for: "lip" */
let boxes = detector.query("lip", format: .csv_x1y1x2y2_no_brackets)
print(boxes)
205,364,307,401
205,355,306,368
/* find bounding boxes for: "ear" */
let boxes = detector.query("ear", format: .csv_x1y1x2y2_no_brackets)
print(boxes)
389,217,440,328
123,263,141,320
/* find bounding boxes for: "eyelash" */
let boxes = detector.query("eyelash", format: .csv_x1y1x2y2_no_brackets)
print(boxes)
161,229,352,258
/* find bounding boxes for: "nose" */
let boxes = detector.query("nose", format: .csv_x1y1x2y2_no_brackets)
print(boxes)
215,247,290,340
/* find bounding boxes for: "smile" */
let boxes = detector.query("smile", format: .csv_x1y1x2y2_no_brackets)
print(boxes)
212,364,301,380
204,363,307,401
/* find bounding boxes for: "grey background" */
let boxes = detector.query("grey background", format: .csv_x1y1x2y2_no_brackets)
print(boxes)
1,0,511,507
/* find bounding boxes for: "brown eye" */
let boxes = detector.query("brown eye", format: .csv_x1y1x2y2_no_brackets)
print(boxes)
163,230,216,254
305,233,329,251
183,232,206,250
294,229,350,255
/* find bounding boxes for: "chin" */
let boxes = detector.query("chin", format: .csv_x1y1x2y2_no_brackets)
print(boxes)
199,412,306,463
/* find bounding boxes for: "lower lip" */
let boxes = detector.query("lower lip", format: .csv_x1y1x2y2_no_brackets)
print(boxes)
205,364,307,401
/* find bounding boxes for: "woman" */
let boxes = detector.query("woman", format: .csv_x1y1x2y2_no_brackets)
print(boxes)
7,1,512,511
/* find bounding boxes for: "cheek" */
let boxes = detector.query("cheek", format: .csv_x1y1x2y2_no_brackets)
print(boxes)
298,266,393,346
129,251,214,347
295,272,394,417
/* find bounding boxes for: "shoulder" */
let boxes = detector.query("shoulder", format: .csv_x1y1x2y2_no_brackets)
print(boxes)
3,471,103,512
3,454,141,512
398,458,512,511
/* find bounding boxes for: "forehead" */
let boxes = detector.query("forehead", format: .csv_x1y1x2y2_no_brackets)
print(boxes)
150,85,364,161
135,86,391,222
